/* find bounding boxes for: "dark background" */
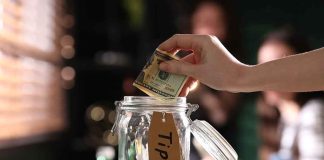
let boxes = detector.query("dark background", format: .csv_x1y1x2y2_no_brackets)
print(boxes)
0,0,323,160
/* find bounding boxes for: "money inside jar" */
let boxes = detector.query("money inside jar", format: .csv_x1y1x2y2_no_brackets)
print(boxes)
133,49,188,97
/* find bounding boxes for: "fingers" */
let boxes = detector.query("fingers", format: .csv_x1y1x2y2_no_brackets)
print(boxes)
179,77,197,97
179,86,190,97
159,60,196,76
159,52,197,77
182,53,198,64
158,34,203,55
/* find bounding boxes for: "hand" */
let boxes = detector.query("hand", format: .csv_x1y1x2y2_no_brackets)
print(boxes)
158,34,248,95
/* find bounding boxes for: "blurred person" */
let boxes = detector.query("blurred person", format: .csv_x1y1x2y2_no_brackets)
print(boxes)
190,0,242,58
257,28,324,160
184,0,244,159
188,0,241,127
257,97,281,160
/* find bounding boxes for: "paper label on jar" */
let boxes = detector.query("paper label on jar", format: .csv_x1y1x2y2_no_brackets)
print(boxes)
148,112,181,160
133,49,188,97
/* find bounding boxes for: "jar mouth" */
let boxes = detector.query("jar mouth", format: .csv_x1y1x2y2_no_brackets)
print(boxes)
120,96,187,107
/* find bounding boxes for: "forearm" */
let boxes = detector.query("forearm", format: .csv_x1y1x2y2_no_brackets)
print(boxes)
238,47,324,92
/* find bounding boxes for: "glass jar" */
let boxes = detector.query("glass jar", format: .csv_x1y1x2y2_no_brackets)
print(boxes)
111,96,237,160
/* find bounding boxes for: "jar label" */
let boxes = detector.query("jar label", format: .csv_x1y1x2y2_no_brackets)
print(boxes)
148,112,182,160
133,49,188,97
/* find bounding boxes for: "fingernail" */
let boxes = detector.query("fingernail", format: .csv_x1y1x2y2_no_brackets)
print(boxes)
159,62,168,71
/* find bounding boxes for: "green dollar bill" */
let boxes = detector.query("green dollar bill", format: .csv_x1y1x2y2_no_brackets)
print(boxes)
133,49,188,97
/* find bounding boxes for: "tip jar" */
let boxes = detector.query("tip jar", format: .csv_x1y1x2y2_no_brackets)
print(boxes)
111,96,237,160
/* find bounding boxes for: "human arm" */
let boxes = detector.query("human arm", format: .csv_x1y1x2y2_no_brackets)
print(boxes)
238,47,324,92
158,34,324,93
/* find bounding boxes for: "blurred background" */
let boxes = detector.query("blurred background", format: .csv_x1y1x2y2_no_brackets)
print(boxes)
0,0,323,160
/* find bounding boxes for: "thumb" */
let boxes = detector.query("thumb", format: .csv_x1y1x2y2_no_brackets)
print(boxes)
159,60,196,76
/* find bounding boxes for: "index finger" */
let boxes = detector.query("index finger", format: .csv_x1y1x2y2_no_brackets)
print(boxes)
158,34,203,55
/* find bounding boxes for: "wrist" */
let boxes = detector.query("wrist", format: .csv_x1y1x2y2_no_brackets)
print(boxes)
230,64,257,92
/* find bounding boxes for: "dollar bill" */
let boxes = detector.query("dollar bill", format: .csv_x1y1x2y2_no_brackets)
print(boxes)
133,49,188,97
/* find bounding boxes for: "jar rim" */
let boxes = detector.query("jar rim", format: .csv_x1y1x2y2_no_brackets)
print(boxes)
119,96,187,107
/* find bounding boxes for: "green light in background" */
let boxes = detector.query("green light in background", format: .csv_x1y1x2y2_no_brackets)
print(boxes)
97,155,107,160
